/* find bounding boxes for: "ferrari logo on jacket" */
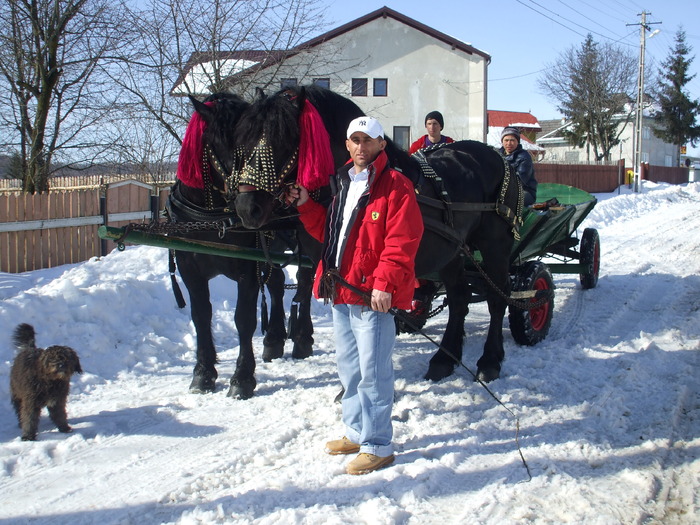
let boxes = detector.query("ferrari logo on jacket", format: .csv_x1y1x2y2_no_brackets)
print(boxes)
371,211,380,221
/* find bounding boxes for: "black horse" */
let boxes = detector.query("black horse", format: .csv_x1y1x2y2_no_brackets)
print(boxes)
222,85,521,382
169,93,318,399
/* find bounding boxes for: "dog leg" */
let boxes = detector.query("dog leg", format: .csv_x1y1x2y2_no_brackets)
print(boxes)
47,398,72,433
20,404,41,441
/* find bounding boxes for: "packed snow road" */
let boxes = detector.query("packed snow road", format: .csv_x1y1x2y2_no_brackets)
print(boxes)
0,182,698,524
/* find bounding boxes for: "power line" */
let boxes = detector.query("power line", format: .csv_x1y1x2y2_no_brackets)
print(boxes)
516,0,636,47
557,0,620,40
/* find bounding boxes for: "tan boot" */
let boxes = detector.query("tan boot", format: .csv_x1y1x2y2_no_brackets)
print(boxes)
346,453,395,475
325,436,360,455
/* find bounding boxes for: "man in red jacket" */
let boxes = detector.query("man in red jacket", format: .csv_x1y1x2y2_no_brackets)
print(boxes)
287,116,423,475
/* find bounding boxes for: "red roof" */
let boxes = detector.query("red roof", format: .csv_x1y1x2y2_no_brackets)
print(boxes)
488,110,541,130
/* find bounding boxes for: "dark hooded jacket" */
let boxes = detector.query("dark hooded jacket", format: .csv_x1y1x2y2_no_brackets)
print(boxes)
498,144,537,206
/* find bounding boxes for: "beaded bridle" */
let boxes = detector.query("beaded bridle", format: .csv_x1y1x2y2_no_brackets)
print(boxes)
235,134,299,198
200,133,299,210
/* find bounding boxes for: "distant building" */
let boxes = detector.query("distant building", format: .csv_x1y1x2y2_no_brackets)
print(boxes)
536,104,679,166
171,7,491,150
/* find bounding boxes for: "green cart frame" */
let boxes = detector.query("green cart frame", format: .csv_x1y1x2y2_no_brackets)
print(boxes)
415,183,600,346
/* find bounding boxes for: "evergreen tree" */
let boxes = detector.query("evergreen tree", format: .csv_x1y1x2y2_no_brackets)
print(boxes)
653,28,700,165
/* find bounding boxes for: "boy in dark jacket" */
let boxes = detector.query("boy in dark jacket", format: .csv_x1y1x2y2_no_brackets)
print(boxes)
499,126,537,206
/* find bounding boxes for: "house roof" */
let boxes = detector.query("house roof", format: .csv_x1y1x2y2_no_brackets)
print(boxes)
487,110,541,131
172,51,287,96
172,6,490,95
296,7,490,61
537,119,566,138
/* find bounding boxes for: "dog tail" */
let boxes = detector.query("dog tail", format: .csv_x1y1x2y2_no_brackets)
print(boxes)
13,323,37,351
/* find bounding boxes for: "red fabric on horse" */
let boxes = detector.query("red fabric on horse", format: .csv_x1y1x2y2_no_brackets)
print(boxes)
176,103,214,189
298,100,334,192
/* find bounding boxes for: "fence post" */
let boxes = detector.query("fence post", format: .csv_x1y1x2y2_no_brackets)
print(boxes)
617,159,624,194
150,192,159,222
100,189,107,257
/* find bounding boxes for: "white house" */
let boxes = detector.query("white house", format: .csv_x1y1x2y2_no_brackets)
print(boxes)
172,7,491,151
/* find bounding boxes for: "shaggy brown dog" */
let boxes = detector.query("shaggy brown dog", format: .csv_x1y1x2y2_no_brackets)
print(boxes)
10,323,83,441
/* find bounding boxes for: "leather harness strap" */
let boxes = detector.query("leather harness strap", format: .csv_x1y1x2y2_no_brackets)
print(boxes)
412,146,523,242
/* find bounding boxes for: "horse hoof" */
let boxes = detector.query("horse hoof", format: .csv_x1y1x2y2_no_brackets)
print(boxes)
262,343,284,362
227,378,256,400
424,362,456,382
475,367,500,383
292,340,313,360
189,370,217,393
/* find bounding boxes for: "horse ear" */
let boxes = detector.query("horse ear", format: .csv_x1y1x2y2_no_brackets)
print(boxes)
297,86,308,109
189,95,214,122
255,87,266,101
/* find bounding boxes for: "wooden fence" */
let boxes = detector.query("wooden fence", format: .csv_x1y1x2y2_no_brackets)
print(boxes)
535,161,626,193
0,162,694,273
646,164,690,185
0,180,171,273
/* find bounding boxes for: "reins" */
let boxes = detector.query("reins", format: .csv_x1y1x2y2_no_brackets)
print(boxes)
320,268,532,482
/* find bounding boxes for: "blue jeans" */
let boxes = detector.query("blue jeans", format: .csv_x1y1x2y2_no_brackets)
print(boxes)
332,303,395,457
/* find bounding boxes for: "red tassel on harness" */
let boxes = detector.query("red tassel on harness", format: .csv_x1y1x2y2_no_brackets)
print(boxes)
175,102,215,189
297,100,334,191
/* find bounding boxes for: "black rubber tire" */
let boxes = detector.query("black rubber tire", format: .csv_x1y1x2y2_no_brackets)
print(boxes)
579,228,600,289
508,261,554,346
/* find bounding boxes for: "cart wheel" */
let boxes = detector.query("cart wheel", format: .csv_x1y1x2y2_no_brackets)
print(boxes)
579,228,600,289
508,261,554,346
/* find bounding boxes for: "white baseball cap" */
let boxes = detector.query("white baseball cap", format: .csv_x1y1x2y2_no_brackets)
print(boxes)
346,116,384,139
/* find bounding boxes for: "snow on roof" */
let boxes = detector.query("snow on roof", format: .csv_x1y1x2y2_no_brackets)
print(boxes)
171,58,260,95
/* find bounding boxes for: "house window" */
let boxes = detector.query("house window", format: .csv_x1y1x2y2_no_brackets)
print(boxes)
393,126,410,150
352,78,368,97
373,78,388,97
313,78,330,89
280,78,298,89
565,151,580,163
665,155,673,167
643,126,651,140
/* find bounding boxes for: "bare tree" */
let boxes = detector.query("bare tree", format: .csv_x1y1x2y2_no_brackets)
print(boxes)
103,0,331,176
0,0,129,193
538,35,639,161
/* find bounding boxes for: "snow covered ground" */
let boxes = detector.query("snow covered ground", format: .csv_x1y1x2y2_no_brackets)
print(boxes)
0,182,698,525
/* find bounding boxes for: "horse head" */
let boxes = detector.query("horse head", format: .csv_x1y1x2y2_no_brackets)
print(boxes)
229,87,307,228
179,93,249,209
233,85,365,229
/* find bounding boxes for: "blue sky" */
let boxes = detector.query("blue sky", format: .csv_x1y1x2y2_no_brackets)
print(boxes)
323,0,700,153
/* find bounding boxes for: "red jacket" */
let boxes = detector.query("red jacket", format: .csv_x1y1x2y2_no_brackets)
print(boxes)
297,150,423,309
409,134,454,154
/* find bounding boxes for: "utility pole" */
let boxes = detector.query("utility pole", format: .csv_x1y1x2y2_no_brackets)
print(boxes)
628,12,661,193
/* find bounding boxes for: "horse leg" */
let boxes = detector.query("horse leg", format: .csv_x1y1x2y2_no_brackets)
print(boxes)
262,266,287,362
178,255,218,394
228,272,259,399
475,236,511,382
291,266,314,359
425,258,469,381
